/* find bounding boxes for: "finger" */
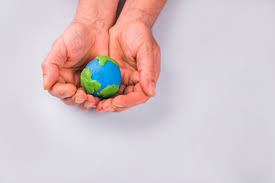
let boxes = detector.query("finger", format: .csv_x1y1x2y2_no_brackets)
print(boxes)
75,103,88,110
62,97,87,110
49,83,77,99
98,101,129,112
121,69,139,85
115,107,130,112
42,39,67,90
73,88,87,104
112,92,149,110
96,100,105,112
59,69,80,86
83,94,99,110
102,99,115,112
61,97,74,105
118,84,126,94
124,85,134,94
96,99,115,112
84,102,96,110
134,83,144,92
137,44,156,96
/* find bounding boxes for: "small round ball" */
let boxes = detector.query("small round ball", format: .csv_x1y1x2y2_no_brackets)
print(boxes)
80,56,121,98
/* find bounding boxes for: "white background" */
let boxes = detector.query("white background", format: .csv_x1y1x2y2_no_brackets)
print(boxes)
0,0,274,182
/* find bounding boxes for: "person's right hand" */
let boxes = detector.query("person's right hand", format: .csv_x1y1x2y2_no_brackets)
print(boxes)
42,22,108,110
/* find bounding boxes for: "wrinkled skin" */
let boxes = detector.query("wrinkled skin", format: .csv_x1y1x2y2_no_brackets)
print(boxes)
42,22,107,110
96,22,161,112
42,21,160,112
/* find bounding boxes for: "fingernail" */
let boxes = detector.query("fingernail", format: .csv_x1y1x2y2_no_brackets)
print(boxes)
75,98,84,104
43,76,49,89
61,93,72,99
112,104,125,108
84,102,95,109
106,107,115,112
148,82,156,96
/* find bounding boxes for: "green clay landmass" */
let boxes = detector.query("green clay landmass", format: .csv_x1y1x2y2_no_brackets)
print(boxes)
97,84,119,98
96,56,119,67
80,67,101,94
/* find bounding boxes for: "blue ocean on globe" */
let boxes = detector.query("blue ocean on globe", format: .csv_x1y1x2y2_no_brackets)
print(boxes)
85,57,121,97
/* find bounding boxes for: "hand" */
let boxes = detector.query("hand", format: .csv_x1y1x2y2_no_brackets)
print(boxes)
42,22,108,110
96,21,161,112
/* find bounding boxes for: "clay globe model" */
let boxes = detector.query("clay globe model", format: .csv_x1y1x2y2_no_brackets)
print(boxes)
80,56,121,98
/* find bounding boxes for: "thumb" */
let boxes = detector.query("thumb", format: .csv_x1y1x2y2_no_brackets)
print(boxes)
137,45,156,96
41,39,67,90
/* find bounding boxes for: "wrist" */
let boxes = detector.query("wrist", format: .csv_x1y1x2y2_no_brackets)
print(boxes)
73,0,119,30
116,9,156,28
73,16,109,31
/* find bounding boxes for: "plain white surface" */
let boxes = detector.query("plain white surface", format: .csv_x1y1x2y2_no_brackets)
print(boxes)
0,0,274,182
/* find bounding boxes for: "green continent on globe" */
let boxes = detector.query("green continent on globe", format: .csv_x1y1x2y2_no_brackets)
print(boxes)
80,67,101,94
97,84,119,98
96,56,119,67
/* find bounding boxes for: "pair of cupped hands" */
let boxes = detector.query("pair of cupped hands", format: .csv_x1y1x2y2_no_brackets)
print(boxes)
42,18,160,112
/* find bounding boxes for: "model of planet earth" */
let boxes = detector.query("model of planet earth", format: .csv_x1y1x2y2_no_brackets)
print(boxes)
80,56,121,98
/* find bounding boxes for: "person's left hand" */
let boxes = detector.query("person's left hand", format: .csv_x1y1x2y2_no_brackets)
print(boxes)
96,21,161,112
